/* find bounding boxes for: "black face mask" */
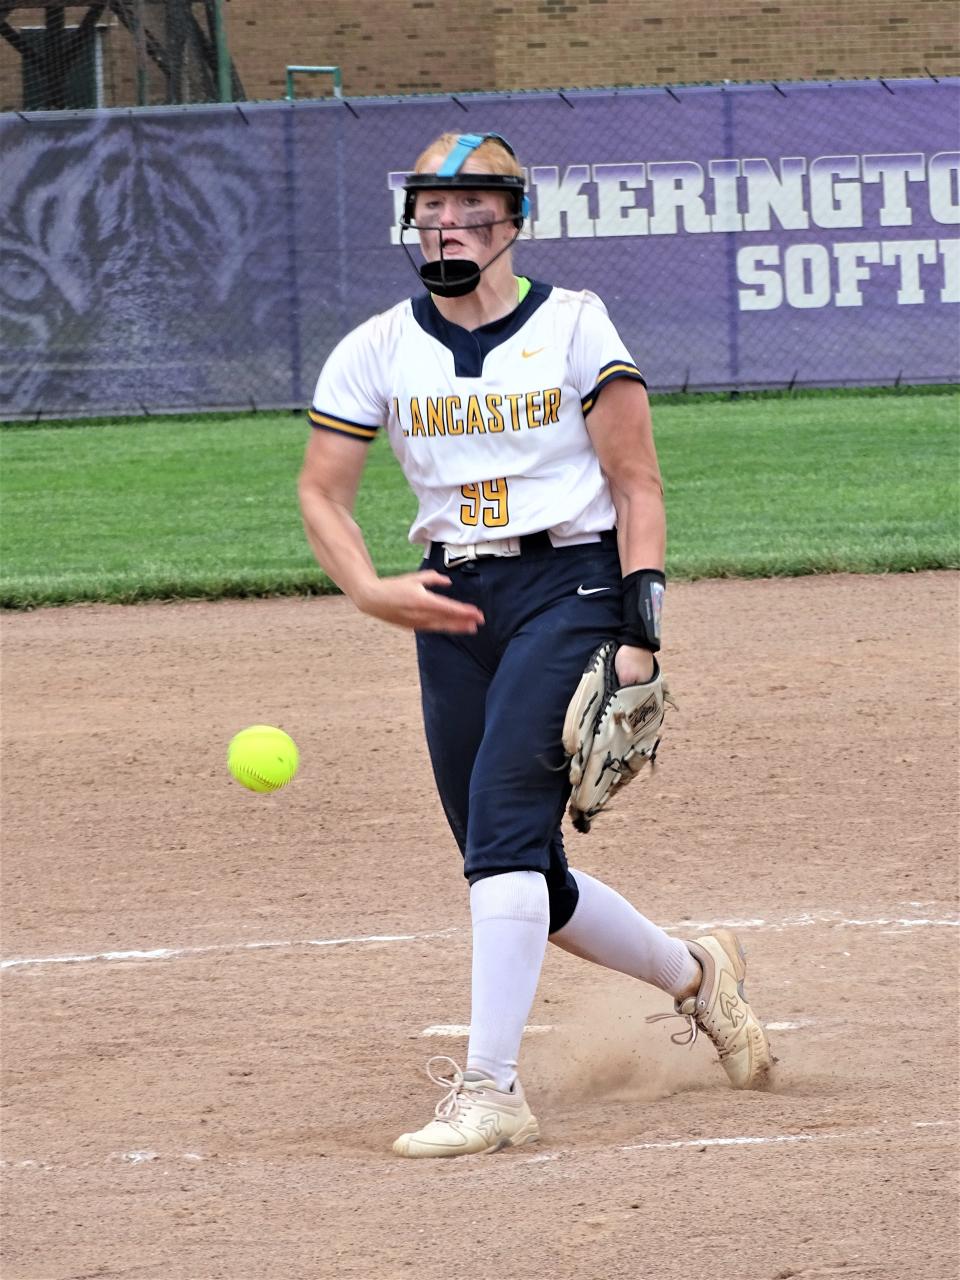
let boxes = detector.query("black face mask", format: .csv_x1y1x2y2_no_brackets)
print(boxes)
400,211,523,298
399,154,528,299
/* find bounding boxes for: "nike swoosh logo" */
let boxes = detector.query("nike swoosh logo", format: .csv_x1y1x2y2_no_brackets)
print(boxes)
521,346,545,359
577,585,611,596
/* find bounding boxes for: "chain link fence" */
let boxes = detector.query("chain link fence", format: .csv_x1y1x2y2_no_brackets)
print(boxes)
1,79,958,419
0,1,242,113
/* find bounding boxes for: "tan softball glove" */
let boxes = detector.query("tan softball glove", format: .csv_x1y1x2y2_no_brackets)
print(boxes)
562,640,673,833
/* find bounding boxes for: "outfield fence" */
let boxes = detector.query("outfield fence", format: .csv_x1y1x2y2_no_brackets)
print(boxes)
1,77,958,420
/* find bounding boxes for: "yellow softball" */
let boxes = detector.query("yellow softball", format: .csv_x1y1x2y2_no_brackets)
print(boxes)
227,724,299,793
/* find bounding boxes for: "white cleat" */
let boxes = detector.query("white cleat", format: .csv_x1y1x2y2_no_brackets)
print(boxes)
392,1056,540,1159
649,928,774,1090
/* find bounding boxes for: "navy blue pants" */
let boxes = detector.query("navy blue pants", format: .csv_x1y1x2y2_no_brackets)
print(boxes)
416,533,622,934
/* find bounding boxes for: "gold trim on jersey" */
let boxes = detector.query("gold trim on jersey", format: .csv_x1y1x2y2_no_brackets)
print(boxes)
308,408,379,440
581,362,645,415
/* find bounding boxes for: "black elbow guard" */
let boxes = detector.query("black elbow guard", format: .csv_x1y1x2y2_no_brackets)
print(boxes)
619,569,665,652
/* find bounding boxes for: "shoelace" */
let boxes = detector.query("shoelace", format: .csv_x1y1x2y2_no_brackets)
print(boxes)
645,1008,700,1048
645,1008,735,1060
425,1055,471,1123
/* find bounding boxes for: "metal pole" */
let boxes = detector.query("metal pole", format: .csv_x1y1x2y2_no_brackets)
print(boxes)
213,0,231,103
45,3,66,110
133,0,147,106
165,0,183,104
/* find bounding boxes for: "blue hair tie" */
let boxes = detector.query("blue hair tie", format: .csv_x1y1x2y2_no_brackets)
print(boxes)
436,133,488,177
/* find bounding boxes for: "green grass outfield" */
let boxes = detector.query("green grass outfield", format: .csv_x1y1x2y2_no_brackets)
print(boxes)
1,386,957,609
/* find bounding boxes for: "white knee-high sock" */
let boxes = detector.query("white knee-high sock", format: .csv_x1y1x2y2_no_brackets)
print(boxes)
466,870,550,1092
550,868,699,998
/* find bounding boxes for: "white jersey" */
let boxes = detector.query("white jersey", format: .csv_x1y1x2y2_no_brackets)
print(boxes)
309,281,645,547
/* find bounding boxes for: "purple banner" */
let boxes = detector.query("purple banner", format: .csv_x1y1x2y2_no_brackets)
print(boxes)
1,79,958,419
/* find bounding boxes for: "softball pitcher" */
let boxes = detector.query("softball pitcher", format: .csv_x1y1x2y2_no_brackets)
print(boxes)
299,132,773,1158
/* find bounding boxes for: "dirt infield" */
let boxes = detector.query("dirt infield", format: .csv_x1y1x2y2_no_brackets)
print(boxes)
3,573,958,1280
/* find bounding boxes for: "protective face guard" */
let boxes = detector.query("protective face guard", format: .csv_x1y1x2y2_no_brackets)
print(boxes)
401,172,528,232
399,133,530,298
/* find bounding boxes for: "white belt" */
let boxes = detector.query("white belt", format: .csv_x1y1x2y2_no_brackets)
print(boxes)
442,537,522,568
437,531,603,570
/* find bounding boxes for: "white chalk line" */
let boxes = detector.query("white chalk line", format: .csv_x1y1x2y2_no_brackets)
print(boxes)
621,1117,959,1154
422,1023,555,1037
525,1119,959,1163
2,909,956,972
0,928,458,971
4,1120,954,1174
421,1018,814,1038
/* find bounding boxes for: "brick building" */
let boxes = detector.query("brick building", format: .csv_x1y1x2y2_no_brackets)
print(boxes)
1,0,957,113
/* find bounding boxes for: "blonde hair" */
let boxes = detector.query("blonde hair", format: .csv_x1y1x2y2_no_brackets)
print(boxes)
414,132,523,177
